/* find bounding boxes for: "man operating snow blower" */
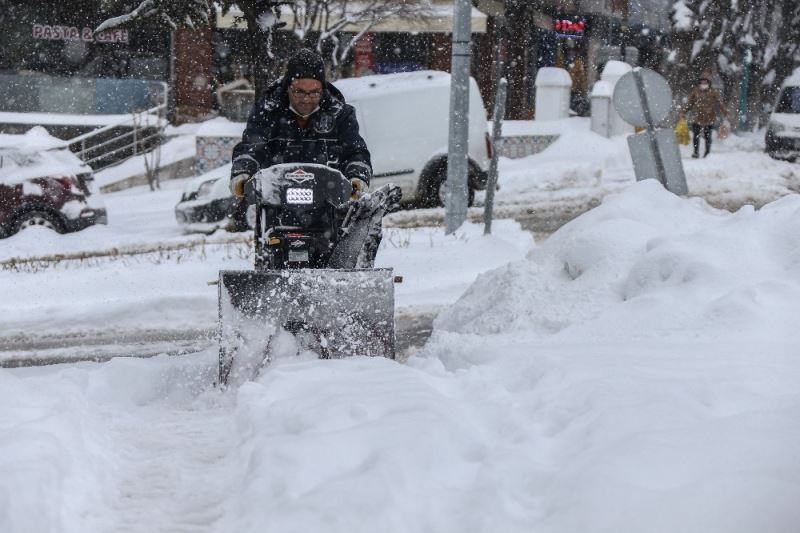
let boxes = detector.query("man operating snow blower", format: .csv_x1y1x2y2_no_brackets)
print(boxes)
229,48,371,206
218,49,401,386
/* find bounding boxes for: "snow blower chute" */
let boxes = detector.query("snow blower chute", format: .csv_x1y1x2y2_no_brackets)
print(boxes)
218,163,401,385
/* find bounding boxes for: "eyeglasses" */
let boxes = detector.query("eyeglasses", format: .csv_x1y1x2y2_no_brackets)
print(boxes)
289,87,323,99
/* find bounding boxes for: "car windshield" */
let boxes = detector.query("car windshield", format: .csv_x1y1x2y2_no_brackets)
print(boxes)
775,87,800,113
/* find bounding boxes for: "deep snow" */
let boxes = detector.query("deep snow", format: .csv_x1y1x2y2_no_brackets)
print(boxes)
3,180,800,532
1,119,800,532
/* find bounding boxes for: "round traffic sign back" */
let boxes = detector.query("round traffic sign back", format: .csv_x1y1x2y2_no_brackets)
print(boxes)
612,68,673,128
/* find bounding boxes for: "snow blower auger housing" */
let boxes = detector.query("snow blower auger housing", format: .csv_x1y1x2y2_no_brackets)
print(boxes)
218,163,401,385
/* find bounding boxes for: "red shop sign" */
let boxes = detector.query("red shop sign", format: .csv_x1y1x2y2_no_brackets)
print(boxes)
554,18,586,38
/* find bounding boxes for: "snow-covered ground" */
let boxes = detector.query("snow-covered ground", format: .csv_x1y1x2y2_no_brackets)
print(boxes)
0,172,532,345
486,122,800,212
2,121,800,532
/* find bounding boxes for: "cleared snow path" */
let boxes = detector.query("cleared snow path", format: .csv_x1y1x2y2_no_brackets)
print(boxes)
96,392,235,531
1,351,243,532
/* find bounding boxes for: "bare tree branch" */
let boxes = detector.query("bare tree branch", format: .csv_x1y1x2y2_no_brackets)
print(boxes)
289,0,432,79
94,0,158,33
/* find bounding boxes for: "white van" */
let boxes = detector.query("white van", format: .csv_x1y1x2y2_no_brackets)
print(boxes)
765,70,800,162
335,70,491,206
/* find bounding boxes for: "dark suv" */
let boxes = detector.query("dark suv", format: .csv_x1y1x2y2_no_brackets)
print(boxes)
0,148,107,238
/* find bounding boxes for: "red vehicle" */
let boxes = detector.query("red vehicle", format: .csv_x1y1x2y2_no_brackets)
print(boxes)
0,141,107,238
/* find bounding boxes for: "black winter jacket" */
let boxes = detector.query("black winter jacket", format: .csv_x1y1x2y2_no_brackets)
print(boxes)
230,81,372,184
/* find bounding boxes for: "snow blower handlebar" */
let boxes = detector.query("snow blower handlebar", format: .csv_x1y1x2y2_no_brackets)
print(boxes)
245,164,356,210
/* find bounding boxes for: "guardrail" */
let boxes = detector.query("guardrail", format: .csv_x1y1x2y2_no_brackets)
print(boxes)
47,80,171,172
67,103,167,171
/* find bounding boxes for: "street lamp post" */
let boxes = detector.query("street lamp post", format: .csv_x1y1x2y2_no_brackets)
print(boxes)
445,0,472,234
620,0,629,63
738,45,753,131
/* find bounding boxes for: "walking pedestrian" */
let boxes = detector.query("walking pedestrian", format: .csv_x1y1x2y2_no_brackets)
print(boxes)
686,75,728,158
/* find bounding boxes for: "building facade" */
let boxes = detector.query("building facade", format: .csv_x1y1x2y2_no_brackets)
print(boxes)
473,0,672,119
0,0,672,125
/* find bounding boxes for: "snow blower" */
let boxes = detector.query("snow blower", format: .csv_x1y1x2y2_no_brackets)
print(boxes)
218,163,401,385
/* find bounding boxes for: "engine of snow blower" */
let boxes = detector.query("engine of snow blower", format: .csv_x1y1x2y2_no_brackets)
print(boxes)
218,163,401,385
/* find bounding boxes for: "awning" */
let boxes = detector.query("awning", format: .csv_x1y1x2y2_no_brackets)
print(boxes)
216,2,487,33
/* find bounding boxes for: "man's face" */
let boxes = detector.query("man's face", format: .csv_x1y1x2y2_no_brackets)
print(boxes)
288,78,323,116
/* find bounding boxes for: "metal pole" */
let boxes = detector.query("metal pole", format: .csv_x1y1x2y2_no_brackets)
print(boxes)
168,30,177,123
620,0,629,63
738,48,751,131
490,15,506,112
632,69,667,187
484,78,507,235
445,0,472,235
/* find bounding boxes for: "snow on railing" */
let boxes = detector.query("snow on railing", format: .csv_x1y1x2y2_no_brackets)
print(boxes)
66,94,168,173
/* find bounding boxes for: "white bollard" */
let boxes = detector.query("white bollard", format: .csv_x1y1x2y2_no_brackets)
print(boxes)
591,80,612,137
534,67,572,121
600,60,634,136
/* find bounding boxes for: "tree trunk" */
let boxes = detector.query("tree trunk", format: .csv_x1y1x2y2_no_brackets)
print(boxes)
504,3,532,120
243,10,280,101
774,0,799,93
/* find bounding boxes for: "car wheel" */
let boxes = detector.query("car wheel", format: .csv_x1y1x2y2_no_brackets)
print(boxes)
12,210,64,235
420,165,475,208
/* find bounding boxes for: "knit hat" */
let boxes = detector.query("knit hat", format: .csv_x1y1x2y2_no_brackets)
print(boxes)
283,49,326,87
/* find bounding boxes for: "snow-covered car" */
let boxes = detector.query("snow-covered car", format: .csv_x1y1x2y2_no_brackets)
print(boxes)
765,72,800,162
174,164,254,233
0,130,107,238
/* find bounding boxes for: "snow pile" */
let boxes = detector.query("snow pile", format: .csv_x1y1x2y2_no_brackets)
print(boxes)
0,355,223,532
220,356,497,532
0,367,111,532
219,182,800,532
438,179,800,342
